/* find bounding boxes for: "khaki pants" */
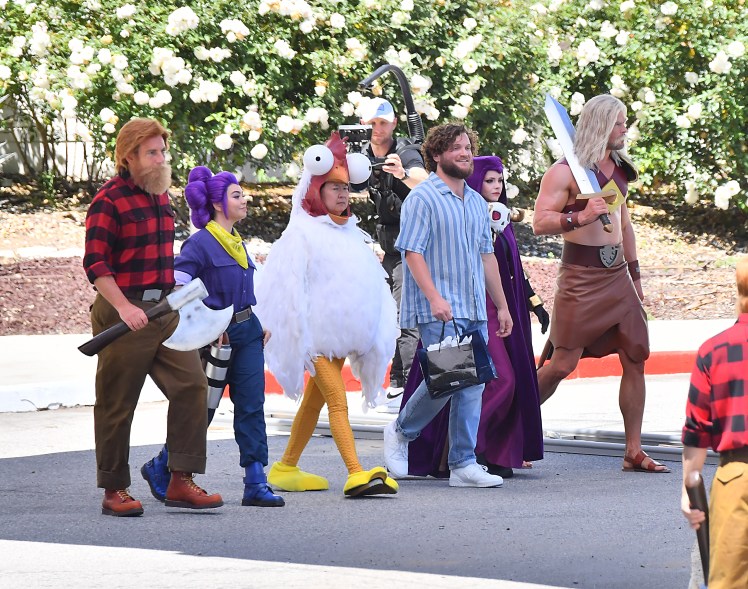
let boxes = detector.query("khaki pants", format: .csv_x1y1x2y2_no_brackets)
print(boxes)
709,459,748,588
91,294,208,489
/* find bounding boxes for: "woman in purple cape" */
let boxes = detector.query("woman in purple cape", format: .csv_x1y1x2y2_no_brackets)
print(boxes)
397,155,545,478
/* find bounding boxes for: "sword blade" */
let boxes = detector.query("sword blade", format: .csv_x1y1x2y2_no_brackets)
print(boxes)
544,94,602,194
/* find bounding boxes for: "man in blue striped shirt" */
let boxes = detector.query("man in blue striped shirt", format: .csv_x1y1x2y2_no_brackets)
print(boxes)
383,123,514,488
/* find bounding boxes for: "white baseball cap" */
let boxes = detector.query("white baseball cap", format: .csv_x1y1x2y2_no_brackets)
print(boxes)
359,98,396,123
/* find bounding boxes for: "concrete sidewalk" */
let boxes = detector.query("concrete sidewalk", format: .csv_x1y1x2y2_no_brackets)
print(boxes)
0,319,732,413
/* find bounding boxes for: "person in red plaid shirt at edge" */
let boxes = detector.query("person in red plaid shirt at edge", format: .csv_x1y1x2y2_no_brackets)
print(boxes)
84,118,223,516
681,256,748,588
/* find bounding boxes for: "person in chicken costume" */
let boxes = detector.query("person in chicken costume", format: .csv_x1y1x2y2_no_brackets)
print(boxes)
257,131,399,497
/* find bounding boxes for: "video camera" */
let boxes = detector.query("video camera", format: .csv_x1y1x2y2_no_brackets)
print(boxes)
338,124,388,193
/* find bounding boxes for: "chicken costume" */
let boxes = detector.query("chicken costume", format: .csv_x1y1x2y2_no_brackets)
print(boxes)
256,132,399,497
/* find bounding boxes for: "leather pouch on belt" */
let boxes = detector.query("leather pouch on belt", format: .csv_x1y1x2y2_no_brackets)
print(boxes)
716,462,746,486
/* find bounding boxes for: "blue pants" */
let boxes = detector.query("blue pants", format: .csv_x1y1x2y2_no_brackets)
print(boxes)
395,319,488,470
226,314,268,467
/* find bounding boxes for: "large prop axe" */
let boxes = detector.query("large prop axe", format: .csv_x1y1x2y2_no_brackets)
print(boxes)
544,94,618,233
78,278,233,356
685,470,710,585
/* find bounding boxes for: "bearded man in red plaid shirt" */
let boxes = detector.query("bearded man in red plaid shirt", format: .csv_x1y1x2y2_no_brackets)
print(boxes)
84,118,223,516
681,256,748,588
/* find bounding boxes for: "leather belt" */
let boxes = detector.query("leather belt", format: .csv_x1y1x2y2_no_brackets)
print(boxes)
561,241,624,268
232,307,253,324
124,288,172,302
720,446,748,466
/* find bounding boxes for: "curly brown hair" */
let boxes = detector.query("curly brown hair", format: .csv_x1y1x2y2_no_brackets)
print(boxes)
114,118,170,174
422,123,479,172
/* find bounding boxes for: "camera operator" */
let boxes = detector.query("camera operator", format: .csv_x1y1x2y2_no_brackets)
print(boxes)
356,98,428,412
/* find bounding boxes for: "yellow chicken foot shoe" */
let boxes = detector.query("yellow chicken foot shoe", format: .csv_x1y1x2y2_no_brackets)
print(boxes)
267,461,329,492
344,467,399,497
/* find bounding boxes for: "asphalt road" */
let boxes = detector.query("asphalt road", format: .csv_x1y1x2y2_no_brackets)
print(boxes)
0,433,707,589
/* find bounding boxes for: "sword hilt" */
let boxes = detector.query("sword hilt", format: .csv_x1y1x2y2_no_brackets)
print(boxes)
600,213,613,232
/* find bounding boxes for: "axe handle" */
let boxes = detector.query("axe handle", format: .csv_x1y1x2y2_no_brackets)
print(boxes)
78,298,173,356
685,471,710,581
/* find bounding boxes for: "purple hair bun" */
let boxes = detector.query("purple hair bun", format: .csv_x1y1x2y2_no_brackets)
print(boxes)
183,166,239,229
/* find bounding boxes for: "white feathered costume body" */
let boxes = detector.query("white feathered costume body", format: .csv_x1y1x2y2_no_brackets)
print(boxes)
255,167,398,410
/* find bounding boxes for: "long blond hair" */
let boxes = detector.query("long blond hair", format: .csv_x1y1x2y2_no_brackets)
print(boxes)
737,257,748,314
574,94,635,174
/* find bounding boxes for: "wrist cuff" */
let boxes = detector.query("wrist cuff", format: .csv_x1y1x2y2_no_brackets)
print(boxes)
529,294,543,308
627,260,640,280
560,211,581,233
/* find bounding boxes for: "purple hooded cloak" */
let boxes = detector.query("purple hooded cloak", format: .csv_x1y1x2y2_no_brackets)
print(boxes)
398,155,544,476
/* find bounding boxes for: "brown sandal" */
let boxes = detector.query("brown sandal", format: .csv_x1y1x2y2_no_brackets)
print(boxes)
622,450,671,473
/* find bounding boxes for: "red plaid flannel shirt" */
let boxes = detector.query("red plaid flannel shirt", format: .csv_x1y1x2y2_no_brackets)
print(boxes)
682,314,748,452
83,173,175,291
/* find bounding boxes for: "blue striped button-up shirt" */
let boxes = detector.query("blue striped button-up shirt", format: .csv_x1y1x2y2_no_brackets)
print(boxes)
396,172,493,328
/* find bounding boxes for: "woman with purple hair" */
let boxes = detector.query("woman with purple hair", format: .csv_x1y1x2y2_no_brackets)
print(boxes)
398,155,546,478
141,166,284,508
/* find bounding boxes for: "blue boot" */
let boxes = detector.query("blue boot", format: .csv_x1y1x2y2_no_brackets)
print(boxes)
141,444,169,502
242,462,285,507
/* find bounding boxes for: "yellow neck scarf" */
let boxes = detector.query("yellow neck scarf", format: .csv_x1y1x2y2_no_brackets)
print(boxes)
205,220,248,269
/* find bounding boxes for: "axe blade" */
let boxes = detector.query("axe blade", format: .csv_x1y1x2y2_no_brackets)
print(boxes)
162,299,234,351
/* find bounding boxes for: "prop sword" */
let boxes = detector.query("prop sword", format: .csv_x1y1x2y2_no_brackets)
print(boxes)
685,471,710,583
544,94,614,233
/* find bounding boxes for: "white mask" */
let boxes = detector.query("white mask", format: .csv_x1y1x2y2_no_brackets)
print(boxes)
488,202,511,233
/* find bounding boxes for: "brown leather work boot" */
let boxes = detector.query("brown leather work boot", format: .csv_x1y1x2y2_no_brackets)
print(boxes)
164,472,223,509
102,489,144,517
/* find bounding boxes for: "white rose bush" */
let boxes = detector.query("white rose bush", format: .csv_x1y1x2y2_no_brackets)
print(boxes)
0,0,744,215
533,0,747,212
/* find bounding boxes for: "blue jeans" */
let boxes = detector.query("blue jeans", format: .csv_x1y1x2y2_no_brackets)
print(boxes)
395,319,488,470
226,313,268,467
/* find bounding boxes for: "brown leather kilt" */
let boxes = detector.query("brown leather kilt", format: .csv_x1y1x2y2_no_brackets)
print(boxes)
549,242,649,362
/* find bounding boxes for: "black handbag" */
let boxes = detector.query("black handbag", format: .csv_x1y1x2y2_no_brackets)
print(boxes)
416,320,497,400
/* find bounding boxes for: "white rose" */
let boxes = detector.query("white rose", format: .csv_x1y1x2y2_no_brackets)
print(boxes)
277,115,295,133
458,95,473,107
116,3,136,19
630,100,643,111
644,89,656,103
214,133,233,151
230,71,247,87
401,0,414,10
99,107,116,123
450,104,469,119
133,91,149,105
726,40,745,59
340,102,355,117
714,189,730,210
615,30,630,46
103,122,116,134
685,71,698,85
194,46,210,61
506,183,519,199
0,65,11,80
511,128,529,144
286,162,301,180
660,1,677,15
620,0,635,12
329,13,345,29
675,114,691,129
687,103,703,120
299,20,314,34
462,59,478,74
112,54,128,70
709,51,732,75
463,17,477,31
250,144,268,159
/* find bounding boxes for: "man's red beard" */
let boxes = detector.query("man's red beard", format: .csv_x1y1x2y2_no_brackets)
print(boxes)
131,163,172,195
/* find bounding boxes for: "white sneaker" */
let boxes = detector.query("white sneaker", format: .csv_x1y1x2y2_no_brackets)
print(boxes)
449,463,503,488
376,389,404,414
383,420,409,479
